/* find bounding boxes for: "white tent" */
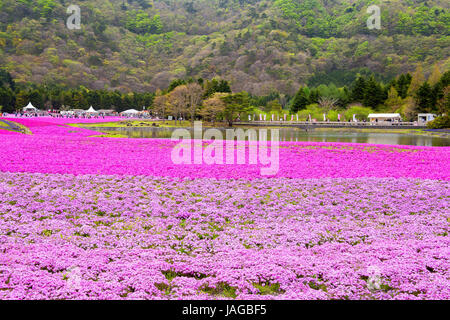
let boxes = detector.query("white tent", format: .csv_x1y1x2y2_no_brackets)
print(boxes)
86,106,98,113
23,102,38,112
121,109,140,115
368,113,402,122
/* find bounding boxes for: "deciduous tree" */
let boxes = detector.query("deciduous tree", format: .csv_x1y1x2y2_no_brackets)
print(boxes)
199,93,227,125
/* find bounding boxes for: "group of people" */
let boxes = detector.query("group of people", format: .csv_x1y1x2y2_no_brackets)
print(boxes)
2,112,42,118
0,111,155,119
53,113,108,119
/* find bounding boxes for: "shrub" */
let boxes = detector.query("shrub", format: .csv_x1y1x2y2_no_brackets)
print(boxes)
344,104,374,121
427,115,450,129
327,109,341,121
297,104,323,121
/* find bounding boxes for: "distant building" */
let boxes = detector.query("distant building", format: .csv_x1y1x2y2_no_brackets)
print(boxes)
417,113,436,124
368,113,402,122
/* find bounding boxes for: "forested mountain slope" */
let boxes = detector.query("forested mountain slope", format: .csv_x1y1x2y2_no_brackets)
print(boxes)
0,0,448,94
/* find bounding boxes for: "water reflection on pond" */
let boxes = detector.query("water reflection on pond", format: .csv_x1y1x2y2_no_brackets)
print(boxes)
92,126,450,147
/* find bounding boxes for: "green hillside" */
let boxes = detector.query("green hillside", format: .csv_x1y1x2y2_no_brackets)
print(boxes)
0,0,449,95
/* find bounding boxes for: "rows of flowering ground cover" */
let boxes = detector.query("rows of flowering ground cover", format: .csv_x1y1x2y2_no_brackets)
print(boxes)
0,172,448,299
0,134,448,181
1,117,449,180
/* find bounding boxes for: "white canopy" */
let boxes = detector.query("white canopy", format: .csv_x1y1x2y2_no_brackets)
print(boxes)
368,113,402,119
23,102,37,112
86,106,98,113
121,109,140,114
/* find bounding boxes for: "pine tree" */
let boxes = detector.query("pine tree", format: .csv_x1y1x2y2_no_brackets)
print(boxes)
395,73,412,99
204,79,231,98
221,92,252,127
416,82,434,113
339,86,351,107
0,69,15,90
218,80,231,93
363,76,384,109
439,71,450,87
351,76,366,102
436,87,450,115
290,87,309,113
308,88,320,104
0,87,15,113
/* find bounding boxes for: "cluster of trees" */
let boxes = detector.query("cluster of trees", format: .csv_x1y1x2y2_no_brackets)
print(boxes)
0,73,247,126
289,65,449,121
153,78,250,126
125,10,162,35
0,0,447,95
149,66,449,125
0,71,154,113
275,0,449,38
1,65,448,125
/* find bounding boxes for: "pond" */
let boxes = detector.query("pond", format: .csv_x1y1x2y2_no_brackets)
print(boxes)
90,126,450,147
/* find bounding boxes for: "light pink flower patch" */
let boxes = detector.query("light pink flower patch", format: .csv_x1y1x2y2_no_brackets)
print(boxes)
0,173,448,300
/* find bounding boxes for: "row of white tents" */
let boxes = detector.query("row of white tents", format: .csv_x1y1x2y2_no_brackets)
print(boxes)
20,103,435,124
22,103,141,116
79,106,141,115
